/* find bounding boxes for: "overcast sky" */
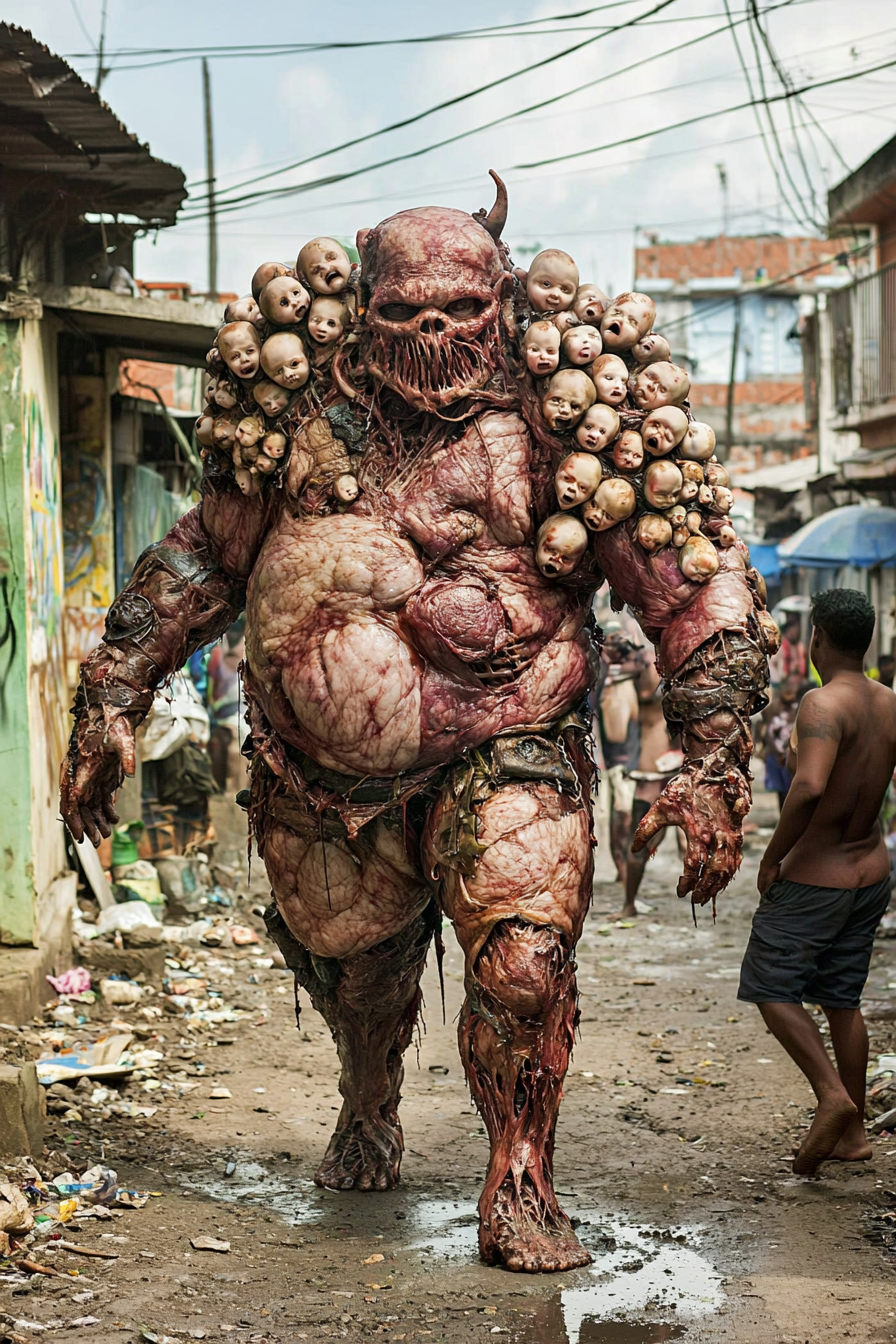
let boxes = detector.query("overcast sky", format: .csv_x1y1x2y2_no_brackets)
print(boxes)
9,0,896,297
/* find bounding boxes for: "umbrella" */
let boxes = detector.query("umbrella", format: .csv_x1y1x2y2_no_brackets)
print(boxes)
778,505,896,569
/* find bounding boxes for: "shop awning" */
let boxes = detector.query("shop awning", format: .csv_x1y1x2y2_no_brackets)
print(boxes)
778,504,896,569
747,543,782,580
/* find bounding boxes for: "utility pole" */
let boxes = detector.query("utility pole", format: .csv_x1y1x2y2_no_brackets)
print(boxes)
95,0,108,90
716,162,729,235
723,293,742,462
202,58,218,303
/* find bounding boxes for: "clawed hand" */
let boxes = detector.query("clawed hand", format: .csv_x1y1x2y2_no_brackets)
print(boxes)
631,759,749,907
59,714,136,847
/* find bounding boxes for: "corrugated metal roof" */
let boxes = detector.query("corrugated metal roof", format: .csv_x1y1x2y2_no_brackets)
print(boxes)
0,23,185,225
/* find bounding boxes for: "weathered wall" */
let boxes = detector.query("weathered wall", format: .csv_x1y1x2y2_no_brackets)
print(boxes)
0,320,33,945
21,320,68,925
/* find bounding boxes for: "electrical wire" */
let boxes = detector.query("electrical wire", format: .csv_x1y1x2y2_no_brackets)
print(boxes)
181,0,678,207
174,53,896,224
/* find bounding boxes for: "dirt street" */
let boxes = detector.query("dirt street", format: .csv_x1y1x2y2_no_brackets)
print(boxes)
4,787,896,1344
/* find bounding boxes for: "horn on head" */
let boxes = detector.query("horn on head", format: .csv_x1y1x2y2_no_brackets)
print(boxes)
477,169,508,241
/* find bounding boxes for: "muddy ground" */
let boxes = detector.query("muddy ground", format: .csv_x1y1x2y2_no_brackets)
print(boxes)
4,786,896,1344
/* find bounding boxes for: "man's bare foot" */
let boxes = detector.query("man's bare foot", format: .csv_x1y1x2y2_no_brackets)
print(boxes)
619,902,637,919
828,1115,873,1162
314,1104,403,1191
792,1094,857,1175
479,1175,592,1273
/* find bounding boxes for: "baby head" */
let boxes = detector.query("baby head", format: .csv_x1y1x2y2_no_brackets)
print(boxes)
573,283,609,325
535,513,589,578
600,292,657,352
216,321,262,380
561,324,602,367
251,261,292,300
636,513,673,555
582,477,636,532
591,354,629,407
296,237,352,295
523,321,562,376
307,296,350,346
259,275,311,326
334,473,359,503
574,403,619,453
554,452,602,510
260,332,310,389
542,368,596,431
549,309,581,335
253,379,293,418
632,331,670,365
679,420,716,462
235,415,264,448
207,375,238,410
641,406,689,457
612,431,644,472
678,535,720,584
526,249,579,313
224,294,264,329
644,459,684,512
629,361,690,411
261,430,287,460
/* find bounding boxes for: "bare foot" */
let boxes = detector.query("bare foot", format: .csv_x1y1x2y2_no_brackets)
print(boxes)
619,902,637,919
828,1116,873,1163
792,1094,857,1175
479,1175,592,1273
314,1103,403,1191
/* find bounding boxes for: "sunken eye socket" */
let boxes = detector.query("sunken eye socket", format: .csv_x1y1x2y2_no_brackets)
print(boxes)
445,297,484,318
379,302,421,322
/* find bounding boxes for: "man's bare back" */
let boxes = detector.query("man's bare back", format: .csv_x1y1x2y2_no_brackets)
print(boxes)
782,673,896,889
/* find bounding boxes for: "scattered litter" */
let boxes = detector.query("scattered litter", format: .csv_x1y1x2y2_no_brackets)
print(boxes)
99,979,143,1006
36,1033,135,1085
363,1253,385,1264
0,1183,34,1233
631,978,657,986
210,1088,232,1100
46,968,91,996
230,926,260,947
190,1236,230,1252
96,901,161,936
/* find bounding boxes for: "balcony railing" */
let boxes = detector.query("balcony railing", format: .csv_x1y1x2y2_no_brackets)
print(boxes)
828,261,896,415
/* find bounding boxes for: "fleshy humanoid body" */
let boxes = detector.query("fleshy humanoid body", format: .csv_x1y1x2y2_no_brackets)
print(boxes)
61,176,774,1275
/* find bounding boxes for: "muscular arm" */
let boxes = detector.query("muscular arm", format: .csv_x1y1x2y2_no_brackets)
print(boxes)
758,691,840,889
592,520,776,908
60,469,269,844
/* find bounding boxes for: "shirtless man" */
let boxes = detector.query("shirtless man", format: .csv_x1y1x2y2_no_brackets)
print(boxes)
621,660,681,918
740,588,896,1174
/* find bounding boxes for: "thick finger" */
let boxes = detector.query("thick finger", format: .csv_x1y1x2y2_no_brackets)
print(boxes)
64,810,85,845
632,799,677,852
101,795,120,827
78,806,102,848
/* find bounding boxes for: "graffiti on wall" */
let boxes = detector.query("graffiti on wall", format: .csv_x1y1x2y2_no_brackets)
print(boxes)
62,375,113,678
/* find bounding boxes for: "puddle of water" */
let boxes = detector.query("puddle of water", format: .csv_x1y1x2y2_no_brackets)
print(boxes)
518,1302,686,1344
407,1197,479,1260
195,1160,321,1224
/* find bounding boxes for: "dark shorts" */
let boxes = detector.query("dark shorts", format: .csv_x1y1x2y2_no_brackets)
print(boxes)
738,875,892,1010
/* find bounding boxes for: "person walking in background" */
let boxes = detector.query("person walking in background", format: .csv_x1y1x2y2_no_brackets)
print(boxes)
762,673,810,812
621,658,683,918
739,589,896,1175
598,626,648,884
770,613,808,688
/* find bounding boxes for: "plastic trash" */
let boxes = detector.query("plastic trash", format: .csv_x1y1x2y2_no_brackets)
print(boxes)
46,967,91,996
96,901,161,935
0,1182,35,1233
36,1032,135,1085
99,978,143,1005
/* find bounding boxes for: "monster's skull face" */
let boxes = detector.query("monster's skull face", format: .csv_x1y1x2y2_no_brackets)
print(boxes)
358,203,509,412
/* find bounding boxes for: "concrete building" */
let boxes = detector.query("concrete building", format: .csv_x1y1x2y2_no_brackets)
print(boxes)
0,25,219,1020
634,233,852,485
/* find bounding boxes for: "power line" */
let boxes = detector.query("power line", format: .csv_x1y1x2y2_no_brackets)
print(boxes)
181,0,678,207
178,0,804,219
177,51,896,224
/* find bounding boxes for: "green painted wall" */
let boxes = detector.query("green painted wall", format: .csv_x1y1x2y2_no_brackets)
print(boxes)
0,320,36,944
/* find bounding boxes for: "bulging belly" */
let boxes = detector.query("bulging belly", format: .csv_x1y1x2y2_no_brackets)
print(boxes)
245,512,591,776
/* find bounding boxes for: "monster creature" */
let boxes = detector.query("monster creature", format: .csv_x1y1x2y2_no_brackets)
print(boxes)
60,172,776,1275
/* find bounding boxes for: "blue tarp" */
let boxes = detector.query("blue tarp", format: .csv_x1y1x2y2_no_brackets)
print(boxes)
777,505,896,570
748,543,782,580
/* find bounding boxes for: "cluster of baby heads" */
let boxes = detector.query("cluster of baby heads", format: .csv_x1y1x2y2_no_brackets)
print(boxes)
197,237,358,496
